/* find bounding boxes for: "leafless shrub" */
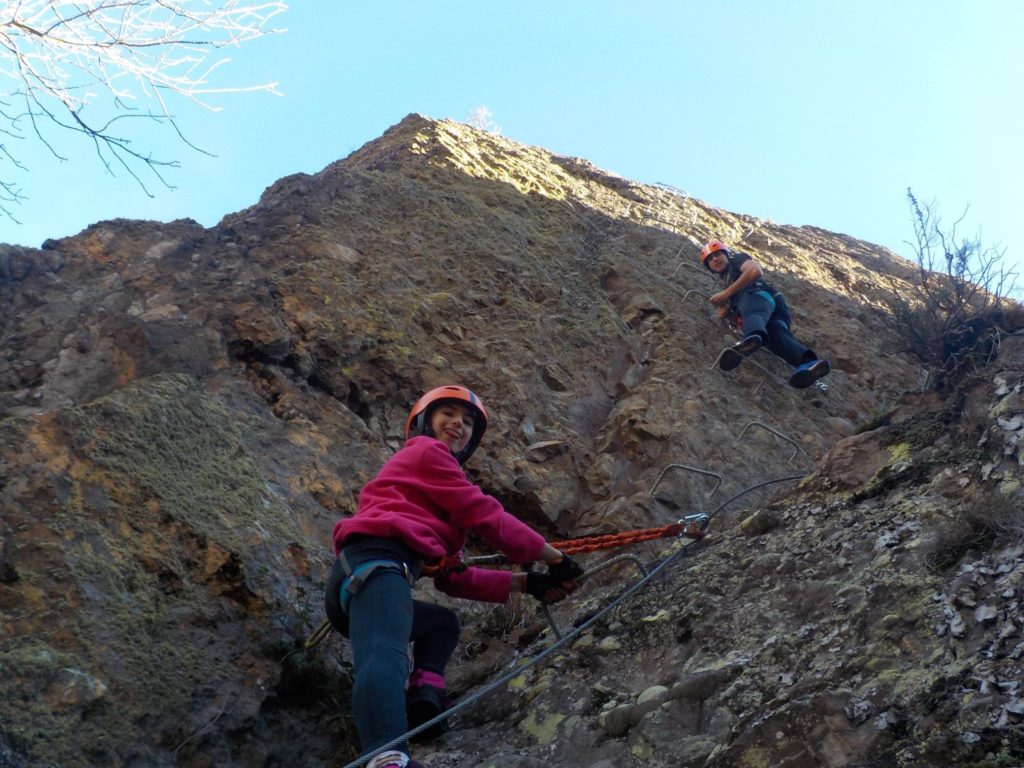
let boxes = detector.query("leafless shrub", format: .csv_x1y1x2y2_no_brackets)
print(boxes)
477,592,532,641
888,189,1022,391
922,492,1023,571
466,106,501,134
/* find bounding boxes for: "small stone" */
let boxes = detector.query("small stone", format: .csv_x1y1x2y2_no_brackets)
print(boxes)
825,417,855,436
523,439,566,462
1005,700,1024,716
873,711,895,730
738,509,781,537
641,609,671,623
599,704,634,737
46,668,108,711
0,562,18,583
572,634,595,650
845,699,873,724
874,532,899,550
637,685,668,705
955,591,978,608
950,613,967,638
997,415,1024,431
975,604,999,625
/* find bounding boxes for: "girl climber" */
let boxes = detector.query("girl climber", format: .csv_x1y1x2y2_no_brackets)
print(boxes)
701,239,832,389
324,384,583,768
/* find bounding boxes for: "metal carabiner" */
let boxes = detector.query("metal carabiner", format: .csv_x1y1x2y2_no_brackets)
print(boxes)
677,513,710,537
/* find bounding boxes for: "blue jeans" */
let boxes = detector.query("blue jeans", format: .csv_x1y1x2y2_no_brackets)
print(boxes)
348,568,414,753
337,557,461,754
736,291,816,367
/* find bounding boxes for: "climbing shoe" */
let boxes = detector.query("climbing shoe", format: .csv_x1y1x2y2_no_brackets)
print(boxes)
788,359,831,389
718,347,744,371
366,750,423,768
719,335,763,372
734,335,763,355
406,685,450,742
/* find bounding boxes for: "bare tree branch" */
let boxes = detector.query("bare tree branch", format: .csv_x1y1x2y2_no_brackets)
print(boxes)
0,0,287,221
890,188,1021,391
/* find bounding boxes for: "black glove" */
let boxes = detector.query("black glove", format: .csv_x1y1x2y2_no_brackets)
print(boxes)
548,554,584,585
524,572,567,604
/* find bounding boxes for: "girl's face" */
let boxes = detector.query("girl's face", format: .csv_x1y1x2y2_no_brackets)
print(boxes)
430,402,475,455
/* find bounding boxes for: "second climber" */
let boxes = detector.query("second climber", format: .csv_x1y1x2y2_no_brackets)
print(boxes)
700,239,831,389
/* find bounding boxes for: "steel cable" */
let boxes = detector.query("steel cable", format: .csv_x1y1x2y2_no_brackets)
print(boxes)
338,472,806,768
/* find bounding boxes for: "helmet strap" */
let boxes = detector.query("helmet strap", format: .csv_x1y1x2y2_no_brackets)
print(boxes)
412,410,433,438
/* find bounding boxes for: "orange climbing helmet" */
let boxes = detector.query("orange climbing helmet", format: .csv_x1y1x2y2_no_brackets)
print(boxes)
405,385,489,463
700,240,729,268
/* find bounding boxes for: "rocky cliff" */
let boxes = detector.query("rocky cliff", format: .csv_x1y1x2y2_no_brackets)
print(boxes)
1,114,1021,767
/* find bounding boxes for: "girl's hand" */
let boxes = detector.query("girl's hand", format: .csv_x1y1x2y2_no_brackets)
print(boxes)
524,572,568,604
548,554,584,586
539,543,565,564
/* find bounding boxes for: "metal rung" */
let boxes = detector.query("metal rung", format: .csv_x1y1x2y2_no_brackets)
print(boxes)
672,261,713,280
734,420,806,465
650,464,723,498
681,288,710,302
711,347,788,395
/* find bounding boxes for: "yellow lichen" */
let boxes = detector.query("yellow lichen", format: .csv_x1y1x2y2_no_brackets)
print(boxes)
518,709,566,745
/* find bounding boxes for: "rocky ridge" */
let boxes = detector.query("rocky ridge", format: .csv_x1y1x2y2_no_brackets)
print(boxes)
0,114,1021,767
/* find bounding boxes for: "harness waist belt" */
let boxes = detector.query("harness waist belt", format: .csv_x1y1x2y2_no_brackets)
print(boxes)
337,553,414,614
752,289,776,309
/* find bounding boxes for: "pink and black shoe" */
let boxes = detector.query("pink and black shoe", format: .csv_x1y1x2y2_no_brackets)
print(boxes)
366,750,424,768
406,669,451,742
406,684,450,742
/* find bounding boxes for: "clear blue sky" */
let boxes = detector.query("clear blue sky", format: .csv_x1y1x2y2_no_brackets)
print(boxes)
3,2,1022,293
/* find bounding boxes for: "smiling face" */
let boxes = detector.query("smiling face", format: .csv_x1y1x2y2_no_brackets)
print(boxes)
705,250,729,274
429,401,475,455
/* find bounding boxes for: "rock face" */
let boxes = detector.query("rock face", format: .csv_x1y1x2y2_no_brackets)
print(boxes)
0,114,1021,767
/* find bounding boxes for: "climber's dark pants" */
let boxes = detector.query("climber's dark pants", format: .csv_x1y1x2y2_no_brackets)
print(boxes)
736,291,816,368
348,568,413,753
326,553,460,753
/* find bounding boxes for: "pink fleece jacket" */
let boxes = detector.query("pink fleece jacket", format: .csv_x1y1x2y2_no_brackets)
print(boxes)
332,436,546,603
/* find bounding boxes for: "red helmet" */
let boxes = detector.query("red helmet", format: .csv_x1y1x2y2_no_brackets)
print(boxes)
700,240,729,267
405,385,489,463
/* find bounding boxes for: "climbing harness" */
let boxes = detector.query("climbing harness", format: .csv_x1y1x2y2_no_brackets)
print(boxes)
304,516,706,649
339,529,710,768
332,472,805,768
336,552,414,614
671,244,821,395
302,554,414,651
